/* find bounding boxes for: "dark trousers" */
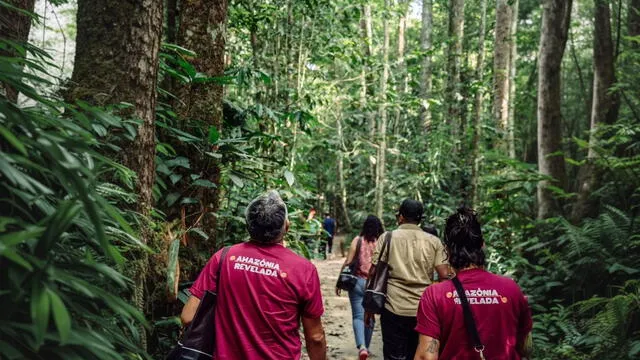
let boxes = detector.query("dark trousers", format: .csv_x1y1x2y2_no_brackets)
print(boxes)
380,308,419,360
327,235,334,254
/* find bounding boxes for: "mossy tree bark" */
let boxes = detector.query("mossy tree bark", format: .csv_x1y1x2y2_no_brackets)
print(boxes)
175,0,229,255
537,0,572,219
0,0,36,103
69,0,163,348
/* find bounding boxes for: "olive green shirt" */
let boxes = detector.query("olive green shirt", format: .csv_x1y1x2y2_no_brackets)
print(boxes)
372,224,447,317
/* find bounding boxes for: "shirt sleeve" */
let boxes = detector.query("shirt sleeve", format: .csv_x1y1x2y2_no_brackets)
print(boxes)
415,286,441,339
301,265,324,318
434,238,448,266
189,250,222,299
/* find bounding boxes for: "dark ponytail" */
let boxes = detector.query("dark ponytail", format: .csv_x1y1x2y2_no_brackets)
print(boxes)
443,207,486,269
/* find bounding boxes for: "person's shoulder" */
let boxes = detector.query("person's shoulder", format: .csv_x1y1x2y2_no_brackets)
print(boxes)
484,271,525,293
280,245,316,267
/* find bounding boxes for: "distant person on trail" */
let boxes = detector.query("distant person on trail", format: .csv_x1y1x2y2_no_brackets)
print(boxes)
414,207,533,360
181,191,327,360
322,212,337,256
368,199,450,360
336,215,385,360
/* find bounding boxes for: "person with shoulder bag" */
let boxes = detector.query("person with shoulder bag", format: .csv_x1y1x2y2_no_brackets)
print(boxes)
180,191,327,360
336,215,384,360
414,207,533,360
365,199,450,360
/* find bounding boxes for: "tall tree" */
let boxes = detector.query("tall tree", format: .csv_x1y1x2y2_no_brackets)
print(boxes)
507,0,520,158
493,0,513,143
537,0,572,219
69,0,163,348
631,0,640,46
375,0,390,219
393,0,409,142
419,0,433,129
0,0,36,103
471,0,488,205
175,0,229,250
445,0,465,137
572,0,620,221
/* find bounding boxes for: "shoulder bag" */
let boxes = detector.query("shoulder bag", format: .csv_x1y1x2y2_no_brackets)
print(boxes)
336,237,362,291
451,276,486,360
362,231,392,314
166,246,230,360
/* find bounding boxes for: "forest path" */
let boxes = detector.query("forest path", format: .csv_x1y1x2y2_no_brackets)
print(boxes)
303,234,383,359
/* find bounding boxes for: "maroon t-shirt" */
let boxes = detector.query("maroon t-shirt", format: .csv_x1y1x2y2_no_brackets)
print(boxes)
190,242,324,360
415,268,532,360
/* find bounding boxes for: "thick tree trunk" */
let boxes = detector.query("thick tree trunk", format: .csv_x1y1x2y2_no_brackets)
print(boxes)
572,0,620,222
471,0,488,206
176,0,229,251
419,0,433,130
445,0,465,137
537,0,572,219
493,0,513,149
0,0,36,103
507,0,519,158
70,0,163,348
375,0,390,220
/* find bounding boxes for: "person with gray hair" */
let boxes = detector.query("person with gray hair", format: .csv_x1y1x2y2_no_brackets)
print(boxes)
181,191,327,360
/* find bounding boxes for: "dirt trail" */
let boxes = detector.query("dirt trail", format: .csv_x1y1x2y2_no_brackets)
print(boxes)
304,235,383,359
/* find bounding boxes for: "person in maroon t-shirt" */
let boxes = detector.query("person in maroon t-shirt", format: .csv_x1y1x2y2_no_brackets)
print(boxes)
414,207,533,360
180,191,327,360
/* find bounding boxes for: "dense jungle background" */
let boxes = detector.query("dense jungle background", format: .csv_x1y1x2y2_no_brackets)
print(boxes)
1,0,639,358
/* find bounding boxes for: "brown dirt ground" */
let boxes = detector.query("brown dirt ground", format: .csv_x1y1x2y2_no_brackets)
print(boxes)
303,234,383,359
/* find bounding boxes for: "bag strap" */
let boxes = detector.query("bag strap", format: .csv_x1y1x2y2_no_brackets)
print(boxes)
451,276,485,358
215,246,230,293
350,236,363,271
379,231,392,262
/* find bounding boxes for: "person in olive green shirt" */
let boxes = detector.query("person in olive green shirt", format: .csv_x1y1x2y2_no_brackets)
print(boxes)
369,199,450,360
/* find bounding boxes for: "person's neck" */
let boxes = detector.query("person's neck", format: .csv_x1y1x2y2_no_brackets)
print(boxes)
456,264,482,272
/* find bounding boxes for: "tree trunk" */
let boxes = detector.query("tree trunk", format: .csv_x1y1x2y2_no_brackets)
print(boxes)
537,0,572,219
393,0,408,150
336,115,352,231
419,0,433,130
471,0,488,206
507,0,519,159
630,0,640,43
375,0,390,220
360,4,376,183
70,0,163,348
0,0,36,103
572,0,620,222
493,0,513,148
176,0,229,251
445,0,465,137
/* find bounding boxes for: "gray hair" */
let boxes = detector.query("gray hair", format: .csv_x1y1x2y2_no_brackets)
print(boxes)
245,190,288,243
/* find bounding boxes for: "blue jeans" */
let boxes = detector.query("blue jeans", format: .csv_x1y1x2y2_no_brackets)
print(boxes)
348,277,374,349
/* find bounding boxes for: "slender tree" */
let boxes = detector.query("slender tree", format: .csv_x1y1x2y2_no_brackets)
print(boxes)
493,0,513,142
375,0,390,219
393,0,409,144
445,0,465,137
572,0,620,221
175,0,229,250
537,0,572,219
631,0,640,42
419,0,433,130
0,0,36,103
507,0,520,158
471,0,488,205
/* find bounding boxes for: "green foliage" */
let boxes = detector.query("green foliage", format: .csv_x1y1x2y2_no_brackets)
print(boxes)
0,40,147,359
